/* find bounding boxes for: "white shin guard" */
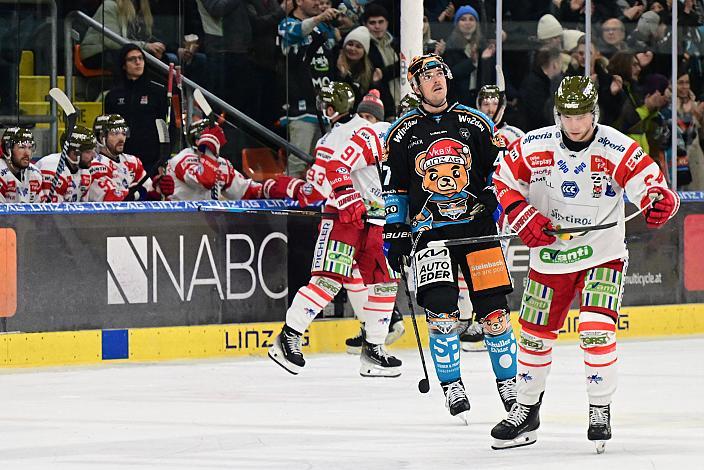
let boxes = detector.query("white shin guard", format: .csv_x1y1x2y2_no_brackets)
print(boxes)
579,311,618,406
516,327,558,406
362,282,398,345
285,276,342,334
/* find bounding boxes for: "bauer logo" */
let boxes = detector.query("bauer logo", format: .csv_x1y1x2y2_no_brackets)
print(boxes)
106,233,287,305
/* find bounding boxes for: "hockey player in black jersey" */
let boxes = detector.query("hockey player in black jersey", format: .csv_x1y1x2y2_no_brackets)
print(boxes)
381,54,517,423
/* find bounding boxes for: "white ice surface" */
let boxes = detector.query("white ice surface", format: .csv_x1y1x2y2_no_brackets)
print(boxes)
1,337,703,469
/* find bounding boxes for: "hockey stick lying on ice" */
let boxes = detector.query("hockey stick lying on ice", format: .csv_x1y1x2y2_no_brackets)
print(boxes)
47,88,78,200
427,199,656,248
198,205,385,220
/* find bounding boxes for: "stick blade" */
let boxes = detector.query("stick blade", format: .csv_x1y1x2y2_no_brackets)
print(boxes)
193,88,212,117
155,119,170,144
49,88,76,115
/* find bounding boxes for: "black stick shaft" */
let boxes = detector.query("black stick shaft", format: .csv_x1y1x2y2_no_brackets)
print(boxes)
399,265,430,394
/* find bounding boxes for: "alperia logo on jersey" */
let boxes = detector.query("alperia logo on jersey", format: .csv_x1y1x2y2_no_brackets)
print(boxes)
539,245,593,264
597,136,627,153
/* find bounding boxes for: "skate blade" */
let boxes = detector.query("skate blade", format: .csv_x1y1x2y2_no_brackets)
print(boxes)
359,361,401,378
268,343,301,375
595,441,606,454
384,323,406,345
346,345,362,355
453,410,470,425
491,431,537,450
461,342,487,352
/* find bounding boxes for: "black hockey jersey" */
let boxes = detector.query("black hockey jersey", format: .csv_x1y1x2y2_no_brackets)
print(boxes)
382,103,502,236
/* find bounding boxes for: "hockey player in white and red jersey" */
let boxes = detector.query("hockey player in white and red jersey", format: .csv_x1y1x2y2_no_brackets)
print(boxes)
269,82,402,377
165,121,303,201
0,127,42,203
490,76,679,452
37,126,96,203
88,114,173,202
299,90,406,353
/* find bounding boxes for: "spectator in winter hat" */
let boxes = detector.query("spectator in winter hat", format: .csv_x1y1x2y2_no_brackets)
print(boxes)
336,26,382,106
537,14,563,49
453,5,479,25
628,10,666,51
356,89,385,123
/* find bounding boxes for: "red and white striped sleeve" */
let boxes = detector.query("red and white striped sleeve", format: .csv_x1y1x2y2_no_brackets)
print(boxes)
492,140,532,210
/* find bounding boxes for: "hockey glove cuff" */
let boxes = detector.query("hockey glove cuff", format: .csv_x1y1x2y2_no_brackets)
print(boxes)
507,201,556,248
335,188,366,229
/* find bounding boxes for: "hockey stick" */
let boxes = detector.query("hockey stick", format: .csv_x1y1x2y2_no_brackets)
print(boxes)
198,205,385,220
175,66,189,145
193,88,213,120
126,119,171,199
427,200,655,248
399,260,431,394
48,88,78,200
165,63,175,127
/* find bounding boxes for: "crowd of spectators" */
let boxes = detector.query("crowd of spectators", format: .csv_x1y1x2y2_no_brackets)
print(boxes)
4,1,704,189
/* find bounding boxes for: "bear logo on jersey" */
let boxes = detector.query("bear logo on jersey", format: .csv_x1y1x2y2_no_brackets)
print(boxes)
413,138,474,228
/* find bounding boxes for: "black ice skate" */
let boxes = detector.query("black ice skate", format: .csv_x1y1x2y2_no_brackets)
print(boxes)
360,340,402,377
588,404,612,454
385,306,405,346
491,399,542,450
496,377,517,412
345,326,364,354
460,321,486,352
441,379,471,425
268,325,305,375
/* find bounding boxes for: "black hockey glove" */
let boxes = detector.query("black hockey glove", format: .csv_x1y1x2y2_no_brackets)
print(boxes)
475,186,499,217
383,223,412,273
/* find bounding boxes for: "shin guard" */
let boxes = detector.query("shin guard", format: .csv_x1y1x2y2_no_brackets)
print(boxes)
516,327,557,405
427,309,462,383
362,282,398,344
482,309,517,380
286,275,341,334
579,311,618,406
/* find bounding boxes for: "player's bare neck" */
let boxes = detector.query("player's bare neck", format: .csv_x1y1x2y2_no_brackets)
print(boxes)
421,101,448,115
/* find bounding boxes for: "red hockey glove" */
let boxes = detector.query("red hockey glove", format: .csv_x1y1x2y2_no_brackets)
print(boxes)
154,174,175,197
196,125,227,156
641,186,679,229
196,155,219,189
506,201,556,248
262,175,305,199
335,188,366,229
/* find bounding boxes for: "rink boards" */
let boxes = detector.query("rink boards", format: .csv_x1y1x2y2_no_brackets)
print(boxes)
2,303,703,367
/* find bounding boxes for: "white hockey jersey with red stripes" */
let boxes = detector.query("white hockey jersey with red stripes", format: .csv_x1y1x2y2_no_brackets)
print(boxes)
309,115,388,225
165,147,262,201
88,152,150,201
36,153,91,203
0,159,42,203
493,124,674,274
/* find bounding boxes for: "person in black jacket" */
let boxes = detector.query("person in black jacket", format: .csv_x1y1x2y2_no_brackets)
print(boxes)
104,43,168,173
362,4,400,120
519,47,562,132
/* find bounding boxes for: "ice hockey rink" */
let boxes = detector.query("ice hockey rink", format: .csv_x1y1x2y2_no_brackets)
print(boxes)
1,337,702,470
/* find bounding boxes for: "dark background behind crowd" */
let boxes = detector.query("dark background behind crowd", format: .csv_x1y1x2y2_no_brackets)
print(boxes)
2,0,704,188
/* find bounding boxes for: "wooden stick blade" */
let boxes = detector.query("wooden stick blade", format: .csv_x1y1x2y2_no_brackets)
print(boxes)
155,119,170,144
49,87,76,116
193,88,212,117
